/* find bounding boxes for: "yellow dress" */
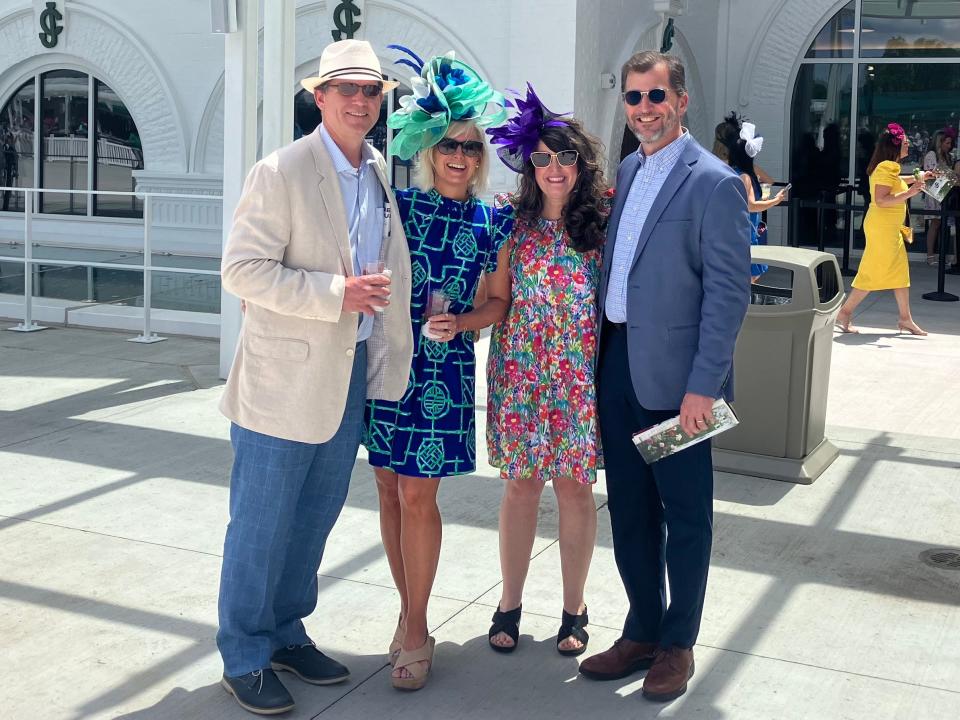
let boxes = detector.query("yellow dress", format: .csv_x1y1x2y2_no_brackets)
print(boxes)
853,160,910,290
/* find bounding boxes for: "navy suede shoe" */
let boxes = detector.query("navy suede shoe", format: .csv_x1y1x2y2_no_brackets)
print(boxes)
271,643,350,685
221,669,295,716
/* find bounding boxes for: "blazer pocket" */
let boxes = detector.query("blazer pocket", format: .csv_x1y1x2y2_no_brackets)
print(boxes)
245,332,309,361
667,323,700,347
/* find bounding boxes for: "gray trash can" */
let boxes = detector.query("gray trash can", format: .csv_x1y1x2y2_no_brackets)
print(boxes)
713,247,843,484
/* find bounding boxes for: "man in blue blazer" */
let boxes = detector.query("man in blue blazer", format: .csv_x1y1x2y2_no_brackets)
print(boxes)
579,51,750,702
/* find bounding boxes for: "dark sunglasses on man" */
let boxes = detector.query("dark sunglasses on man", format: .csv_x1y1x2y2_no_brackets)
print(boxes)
323,81,384,98
621,88,668,105
529,150,579,168
435,138,485,158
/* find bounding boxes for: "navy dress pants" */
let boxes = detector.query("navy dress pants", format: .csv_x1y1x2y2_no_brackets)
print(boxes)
597,323,713,649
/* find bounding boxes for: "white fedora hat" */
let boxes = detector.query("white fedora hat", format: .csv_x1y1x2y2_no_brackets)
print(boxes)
300,39,399,93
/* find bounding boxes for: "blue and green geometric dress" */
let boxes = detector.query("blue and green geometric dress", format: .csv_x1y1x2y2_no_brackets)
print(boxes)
363,187,513,478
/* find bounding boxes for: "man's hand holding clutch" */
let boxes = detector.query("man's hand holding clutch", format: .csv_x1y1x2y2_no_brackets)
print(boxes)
679,392,716,436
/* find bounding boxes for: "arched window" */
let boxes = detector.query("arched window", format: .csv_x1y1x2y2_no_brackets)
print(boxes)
790,1,960,250
0,70,144,218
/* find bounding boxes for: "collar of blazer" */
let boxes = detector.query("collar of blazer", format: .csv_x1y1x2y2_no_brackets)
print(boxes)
605,139,702,278
306,128,392,276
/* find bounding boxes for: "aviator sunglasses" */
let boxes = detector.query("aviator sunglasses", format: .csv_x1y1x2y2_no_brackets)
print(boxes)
622,88,668,105
323,81,384,98
529,150,579,168
436,138,485,158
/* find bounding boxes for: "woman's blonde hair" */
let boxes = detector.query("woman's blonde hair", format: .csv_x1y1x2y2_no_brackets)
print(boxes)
412,120,489,195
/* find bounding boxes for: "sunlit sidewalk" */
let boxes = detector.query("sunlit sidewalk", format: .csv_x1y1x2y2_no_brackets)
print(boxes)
1,262,959,720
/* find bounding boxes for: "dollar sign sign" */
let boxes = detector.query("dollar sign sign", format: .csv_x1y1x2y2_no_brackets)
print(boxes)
331,0,362,41
38,2,63,49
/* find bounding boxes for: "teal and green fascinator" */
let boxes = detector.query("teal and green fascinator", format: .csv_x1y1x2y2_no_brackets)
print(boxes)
386,45,507,160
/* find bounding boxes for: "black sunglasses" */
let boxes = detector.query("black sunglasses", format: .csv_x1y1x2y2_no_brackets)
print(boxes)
323,81,383,98
436,138,485,158
622,88,668,105
529,150,579,168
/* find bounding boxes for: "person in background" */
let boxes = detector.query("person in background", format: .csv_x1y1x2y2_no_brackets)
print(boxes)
722,114,788,282
364,47,512,692
713,114,774,184
485,87,612,658
836,123,934,336
922,127,956,265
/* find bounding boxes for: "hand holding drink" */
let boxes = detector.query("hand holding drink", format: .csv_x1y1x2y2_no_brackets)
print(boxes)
422,288,457,342
343,263,391,315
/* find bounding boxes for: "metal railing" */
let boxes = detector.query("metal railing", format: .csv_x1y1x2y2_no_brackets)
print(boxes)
787,187,960,303
0,186,222,342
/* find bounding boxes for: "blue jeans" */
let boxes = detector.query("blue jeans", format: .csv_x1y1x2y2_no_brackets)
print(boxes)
217,342,367,677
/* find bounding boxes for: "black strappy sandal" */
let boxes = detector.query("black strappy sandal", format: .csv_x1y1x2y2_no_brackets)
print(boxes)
488,605,522,654
556,607,589,657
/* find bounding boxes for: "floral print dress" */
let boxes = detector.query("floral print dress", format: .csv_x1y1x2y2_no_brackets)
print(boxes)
486,192,610,485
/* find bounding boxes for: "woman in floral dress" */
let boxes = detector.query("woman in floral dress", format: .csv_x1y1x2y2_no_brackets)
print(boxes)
485,88,611,657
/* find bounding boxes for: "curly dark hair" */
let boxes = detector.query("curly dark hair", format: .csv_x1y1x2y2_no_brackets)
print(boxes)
513,119,608,253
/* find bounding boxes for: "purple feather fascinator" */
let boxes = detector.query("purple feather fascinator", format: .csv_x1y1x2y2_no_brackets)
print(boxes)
486,84,570,173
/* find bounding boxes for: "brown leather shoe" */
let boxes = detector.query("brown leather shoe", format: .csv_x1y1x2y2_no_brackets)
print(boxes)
578,638,658,681
642,646,694,701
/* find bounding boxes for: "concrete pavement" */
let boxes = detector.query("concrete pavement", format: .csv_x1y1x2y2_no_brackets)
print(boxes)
1,262,959,719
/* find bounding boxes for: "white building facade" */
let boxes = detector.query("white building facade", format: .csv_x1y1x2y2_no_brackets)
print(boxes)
0,1,957,347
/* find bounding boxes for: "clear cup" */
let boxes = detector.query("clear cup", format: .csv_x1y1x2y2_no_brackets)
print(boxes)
425,289,451,319
760,183,772,200
364,260,392,277
362,261,390,313
422,287,451,340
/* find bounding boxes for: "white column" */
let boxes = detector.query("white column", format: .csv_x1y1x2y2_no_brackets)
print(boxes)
262,0,295,156
219,0,259,379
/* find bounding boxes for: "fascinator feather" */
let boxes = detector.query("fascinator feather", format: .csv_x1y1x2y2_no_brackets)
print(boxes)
386,45,507,160
486,84,571,173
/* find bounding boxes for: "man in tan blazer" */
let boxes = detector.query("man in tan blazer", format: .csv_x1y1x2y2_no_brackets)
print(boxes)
216,40,413,716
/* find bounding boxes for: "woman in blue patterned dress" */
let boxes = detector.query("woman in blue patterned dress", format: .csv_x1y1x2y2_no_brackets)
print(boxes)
363,49,512,691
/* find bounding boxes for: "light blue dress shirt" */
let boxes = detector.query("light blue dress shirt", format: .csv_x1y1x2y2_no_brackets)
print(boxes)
605,131,691,323
319,124,385,342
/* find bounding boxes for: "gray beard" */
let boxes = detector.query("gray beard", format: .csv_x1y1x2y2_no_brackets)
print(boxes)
632,126,665,144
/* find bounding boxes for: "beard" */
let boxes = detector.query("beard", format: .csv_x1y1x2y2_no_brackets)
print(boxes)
632,125,666,144
629,103,680,145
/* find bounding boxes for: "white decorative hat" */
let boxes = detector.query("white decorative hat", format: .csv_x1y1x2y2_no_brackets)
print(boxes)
300,39,399,93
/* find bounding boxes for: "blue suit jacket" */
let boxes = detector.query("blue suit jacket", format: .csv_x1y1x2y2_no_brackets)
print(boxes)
598,138,751,411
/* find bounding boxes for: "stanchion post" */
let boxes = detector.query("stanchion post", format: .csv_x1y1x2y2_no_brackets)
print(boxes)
922,204,958,302
8,189,48,332
128,194,167,342
840,185,856,277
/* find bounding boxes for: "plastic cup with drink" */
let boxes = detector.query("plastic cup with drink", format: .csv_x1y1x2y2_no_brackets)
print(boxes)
422,285,451,341
362,261,391,313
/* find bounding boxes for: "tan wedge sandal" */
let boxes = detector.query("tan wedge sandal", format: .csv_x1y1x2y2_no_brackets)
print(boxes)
387,619,404,667
391,636,435,691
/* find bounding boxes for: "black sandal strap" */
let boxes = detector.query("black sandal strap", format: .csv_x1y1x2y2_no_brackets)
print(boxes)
557,607,589,647
489,605,522,644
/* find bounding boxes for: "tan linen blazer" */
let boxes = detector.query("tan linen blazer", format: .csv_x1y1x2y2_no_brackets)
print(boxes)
219,128,413,444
